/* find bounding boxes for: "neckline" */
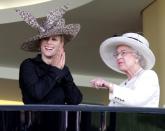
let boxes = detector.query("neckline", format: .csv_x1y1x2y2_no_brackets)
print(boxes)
125,68,144,85
134,67,143,77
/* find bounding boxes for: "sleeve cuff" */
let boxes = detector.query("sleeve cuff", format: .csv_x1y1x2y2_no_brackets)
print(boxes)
48,65,66,81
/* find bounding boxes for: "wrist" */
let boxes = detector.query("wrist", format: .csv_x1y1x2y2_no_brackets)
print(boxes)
109,83,114,93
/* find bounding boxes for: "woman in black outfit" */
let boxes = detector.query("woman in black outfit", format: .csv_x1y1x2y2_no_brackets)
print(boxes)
17,5,82,131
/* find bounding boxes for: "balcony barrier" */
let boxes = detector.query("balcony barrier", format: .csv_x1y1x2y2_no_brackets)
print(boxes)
0,104,165,131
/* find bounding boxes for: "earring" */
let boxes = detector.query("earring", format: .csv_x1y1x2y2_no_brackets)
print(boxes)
136,59,139,63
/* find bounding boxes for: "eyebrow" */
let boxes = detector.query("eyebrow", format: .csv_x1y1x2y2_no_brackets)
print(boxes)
117,49,128,52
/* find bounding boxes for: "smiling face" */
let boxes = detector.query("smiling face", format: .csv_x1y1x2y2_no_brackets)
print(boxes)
114,45,138,72
40,35,64,58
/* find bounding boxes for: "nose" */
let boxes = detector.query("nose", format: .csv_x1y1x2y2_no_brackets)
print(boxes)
116,53,123,59
46,38,52,44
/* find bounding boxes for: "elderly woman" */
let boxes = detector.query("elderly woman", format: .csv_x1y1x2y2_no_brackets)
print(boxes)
91,33,160,107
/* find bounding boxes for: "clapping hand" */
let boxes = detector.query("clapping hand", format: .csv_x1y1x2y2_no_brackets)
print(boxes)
51,46,65,69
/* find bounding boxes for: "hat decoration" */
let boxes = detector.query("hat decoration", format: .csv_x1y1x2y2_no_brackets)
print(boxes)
16,5,80,52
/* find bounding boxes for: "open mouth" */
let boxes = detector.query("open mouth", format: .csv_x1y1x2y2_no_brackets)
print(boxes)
45,46,54,51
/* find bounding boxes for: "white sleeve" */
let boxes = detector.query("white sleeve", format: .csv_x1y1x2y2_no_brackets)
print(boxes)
109,70,160,106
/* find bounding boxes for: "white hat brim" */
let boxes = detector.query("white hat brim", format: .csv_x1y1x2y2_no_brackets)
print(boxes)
99,36,155,74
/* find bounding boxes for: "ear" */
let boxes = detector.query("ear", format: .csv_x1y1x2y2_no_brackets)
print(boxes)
135,59,139,63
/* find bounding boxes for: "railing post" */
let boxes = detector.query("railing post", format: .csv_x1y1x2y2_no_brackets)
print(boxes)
99,111,107,131
76,111,81,131
19,111,26,130
64,111,68,131
1,111,6,131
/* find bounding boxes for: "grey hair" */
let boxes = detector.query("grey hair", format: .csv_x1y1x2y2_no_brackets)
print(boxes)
125,46,145,68
133,50,145,69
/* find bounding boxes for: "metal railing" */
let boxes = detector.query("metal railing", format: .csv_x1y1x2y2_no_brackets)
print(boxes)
0,105,165,131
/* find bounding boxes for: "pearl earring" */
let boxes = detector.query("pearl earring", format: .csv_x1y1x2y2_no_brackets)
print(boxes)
135,59,138,63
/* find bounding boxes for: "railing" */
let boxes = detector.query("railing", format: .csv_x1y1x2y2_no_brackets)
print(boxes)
0,105,165,131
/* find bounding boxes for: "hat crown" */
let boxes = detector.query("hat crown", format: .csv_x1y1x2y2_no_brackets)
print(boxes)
123,33,149,48
16,5,68,33
99,32,155,74
16,4,81,52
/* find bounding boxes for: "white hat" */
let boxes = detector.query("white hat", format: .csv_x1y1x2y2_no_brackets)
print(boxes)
99,33,155,74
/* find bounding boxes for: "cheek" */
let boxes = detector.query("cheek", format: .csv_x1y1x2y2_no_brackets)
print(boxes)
40,43,44,51
54,41,62,48
125,58,136,67
53,45,60,53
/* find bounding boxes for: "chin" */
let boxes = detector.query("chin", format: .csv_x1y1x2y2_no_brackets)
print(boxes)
44,53,53,58
118,67,126,72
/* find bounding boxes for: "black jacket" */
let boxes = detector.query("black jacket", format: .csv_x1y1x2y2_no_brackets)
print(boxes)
19,54,82,104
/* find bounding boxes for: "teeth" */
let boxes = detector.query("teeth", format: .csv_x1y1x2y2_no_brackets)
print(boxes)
45,47,53,50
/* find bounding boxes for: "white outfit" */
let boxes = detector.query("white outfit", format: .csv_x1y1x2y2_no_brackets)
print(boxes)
109,69,160,107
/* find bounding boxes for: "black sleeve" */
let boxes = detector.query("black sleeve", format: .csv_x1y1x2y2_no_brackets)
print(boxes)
62,66,83,105
19,59,65,101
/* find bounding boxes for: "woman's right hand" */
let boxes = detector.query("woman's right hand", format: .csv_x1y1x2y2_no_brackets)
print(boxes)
90,78,114,92
90,78,109,89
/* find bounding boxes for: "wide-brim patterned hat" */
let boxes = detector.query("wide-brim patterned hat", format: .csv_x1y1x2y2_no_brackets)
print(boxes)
100,33,155,74
16,5,80,52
